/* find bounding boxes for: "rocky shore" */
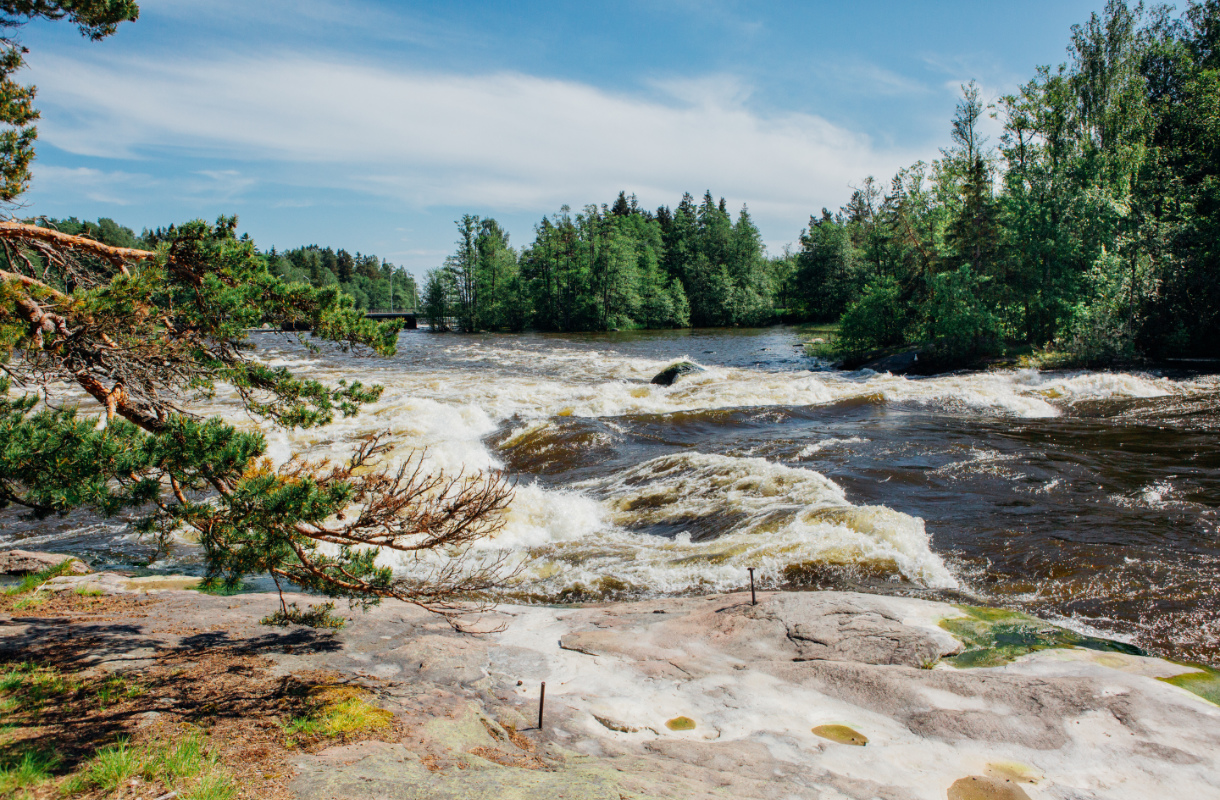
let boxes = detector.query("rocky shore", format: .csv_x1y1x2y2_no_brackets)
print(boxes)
5,571,1220,799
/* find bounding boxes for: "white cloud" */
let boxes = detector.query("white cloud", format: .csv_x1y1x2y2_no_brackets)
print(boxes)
26,51,923,247
30,165,157,205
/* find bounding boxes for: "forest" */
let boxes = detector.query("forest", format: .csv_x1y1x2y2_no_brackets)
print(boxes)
421,0,1220,366
39,217,417,314
38,1,1220,367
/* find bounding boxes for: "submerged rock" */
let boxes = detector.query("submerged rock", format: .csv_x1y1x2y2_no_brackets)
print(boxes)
650,361,705,386
0,549,89,575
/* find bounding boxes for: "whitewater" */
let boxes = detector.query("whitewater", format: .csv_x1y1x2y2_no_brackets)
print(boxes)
242,332,1216,605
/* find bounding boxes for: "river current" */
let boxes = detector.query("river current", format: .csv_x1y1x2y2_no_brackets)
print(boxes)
5,326,1220,664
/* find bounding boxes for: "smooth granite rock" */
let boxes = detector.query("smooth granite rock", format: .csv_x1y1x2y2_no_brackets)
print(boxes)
3,588,1217,799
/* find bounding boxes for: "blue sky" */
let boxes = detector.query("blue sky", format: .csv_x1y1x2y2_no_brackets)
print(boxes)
18,0,1109,276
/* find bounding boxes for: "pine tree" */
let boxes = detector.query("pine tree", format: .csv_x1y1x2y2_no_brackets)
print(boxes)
0,4,515,624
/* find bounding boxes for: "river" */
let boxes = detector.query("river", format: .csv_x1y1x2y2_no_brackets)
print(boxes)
4,326,1219,665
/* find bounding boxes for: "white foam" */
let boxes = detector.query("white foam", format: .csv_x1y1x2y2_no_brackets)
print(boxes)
798,437,867,457
227,340,1218,597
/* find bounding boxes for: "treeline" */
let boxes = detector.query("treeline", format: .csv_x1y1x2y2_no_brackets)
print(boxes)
267,245,416,313
39,217,417,314
422,192,779,332
786,0,1220,364
427,0,1220,367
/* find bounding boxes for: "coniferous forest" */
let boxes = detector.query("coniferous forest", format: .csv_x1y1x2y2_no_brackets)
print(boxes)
417,0,1220,366
42,1,1220,367
40,217,418,315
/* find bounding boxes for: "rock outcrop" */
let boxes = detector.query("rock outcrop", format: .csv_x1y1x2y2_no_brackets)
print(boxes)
0,549,89,575
2,587,1217,799
860,348,924,375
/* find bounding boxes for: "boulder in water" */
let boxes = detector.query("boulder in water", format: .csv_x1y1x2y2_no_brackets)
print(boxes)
650,361,705,386
861,348,922,375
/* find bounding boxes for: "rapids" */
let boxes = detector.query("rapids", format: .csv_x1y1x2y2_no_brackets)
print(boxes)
4,326,1219,664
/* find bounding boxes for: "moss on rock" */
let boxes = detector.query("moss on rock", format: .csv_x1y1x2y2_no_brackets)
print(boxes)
940,605,1143,668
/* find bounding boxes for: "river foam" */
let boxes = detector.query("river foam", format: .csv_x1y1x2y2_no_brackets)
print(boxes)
238,337,1218,599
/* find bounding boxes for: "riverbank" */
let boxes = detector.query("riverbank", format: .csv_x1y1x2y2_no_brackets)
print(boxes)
4,574,1219,799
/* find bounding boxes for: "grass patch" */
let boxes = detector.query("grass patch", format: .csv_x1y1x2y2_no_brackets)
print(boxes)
261,601,346,630
0,663,77,710
63,729,237,799
940,605,1143,668
1159,664,1220,706
73,585,104,598
96,675,144,709
4,561,78,596
284,684,392,743
10,594,47,612
0,748,61,796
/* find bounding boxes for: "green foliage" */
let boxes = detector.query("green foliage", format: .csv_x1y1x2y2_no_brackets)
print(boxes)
838,276,908,351
261,601,346,629
921,267,1003,361
415,190,772,334
1059,246,1153,362
271,243,416,313
770,1,1220,365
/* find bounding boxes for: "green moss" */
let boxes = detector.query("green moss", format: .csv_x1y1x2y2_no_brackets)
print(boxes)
1159,664,1220,706
941,605,1143,668
284,684,392,744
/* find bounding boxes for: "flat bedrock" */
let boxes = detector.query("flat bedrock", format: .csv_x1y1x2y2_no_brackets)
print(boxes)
3,582,1218,799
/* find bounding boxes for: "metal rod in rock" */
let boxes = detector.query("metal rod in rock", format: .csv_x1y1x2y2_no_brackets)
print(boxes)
538,681,546,730
748,568,756,605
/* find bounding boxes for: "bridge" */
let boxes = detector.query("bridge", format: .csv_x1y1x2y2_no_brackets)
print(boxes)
255,311,418,334
365,311,417,329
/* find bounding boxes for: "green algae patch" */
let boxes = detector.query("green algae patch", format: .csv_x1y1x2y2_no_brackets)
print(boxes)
941,605,1143,668
665,716,696,731
947,775,1031,800
812,724,867,746
1159,663,1220,706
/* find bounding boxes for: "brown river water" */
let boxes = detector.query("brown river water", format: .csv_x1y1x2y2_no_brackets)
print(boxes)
4,326,1219,664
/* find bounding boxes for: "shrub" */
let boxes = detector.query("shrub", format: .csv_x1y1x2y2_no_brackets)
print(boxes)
838,275,909,351
920,267,1003,362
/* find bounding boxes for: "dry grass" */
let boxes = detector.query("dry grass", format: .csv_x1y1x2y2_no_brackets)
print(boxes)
0,601,402,799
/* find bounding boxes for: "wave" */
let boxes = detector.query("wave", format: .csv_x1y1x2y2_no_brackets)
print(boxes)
207,340,1218,598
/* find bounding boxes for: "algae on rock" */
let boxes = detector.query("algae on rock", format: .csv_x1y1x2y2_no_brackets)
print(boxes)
940,605,1143,668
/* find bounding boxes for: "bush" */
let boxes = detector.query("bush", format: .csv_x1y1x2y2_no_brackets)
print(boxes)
920,267,1003,362
839,275,908,351
1059,247,1155,364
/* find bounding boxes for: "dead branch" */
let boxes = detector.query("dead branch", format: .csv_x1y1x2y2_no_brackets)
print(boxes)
0,220,155,272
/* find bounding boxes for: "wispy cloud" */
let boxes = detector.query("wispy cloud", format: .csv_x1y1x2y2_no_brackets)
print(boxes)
28,51,919,230
30,165,157,205
829,60,932,97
